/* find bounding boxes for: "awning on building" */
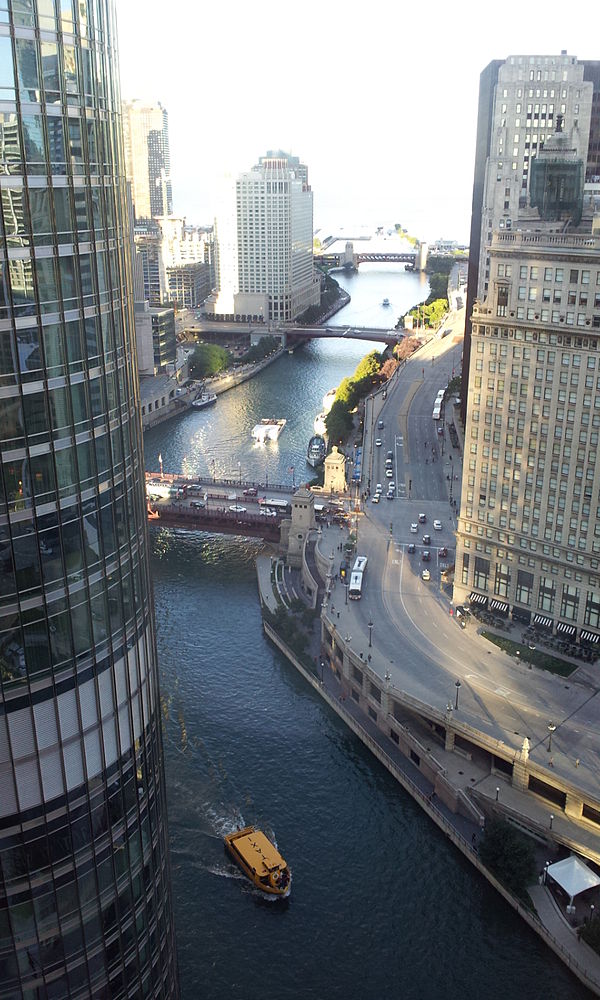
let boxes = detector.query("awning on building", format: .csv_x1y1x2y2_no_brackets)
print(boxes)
580,629,600,644
490,599,509,615
511,606,532,624
469,592,488,606
533,613,554,629
556,621,576,637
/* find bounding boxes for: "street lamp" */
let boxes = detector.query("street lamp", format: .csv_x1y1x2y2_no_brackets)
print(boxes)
344,582,348,605
591,904,596,923
550,814,554,830
454,679,461,710
495,786,500,802
368,619,374,648
547,722,556,753
528,643,536,669
238,461,242,485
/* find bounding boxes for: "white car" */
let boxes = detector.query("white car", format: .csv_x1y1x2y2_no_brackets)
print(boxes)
410,523,418,533
433,519,442,530
371,494,380,503
228,504,247,513
422,569,431,581
385,468,393,478
375,438,382,447
375,483,383,494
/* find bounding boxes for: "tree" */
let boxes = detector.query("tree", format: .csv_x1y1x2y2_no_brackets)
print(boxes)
354,351,382,383
478,819,536,897
394,337,420,360
189,343,231,378
379,358,399,380
325,400,353,443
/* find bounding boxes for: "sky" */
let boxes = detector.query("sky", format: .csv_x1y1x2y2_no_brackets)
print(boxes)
115,0,597,245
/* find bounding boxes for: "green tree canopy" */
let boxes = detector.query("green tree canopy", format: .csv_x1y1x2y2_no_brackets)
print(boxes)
478,819,536,898
189,343,231,378
325,400,354,444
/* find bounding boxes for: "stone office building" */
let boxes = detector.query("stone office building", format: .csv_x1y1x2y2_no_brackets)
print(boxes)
453,230,600,645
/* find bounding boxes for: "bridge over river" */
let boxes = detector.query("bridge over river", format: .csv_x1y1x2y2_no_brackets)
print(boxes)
145,472,348,541
316,239,428,273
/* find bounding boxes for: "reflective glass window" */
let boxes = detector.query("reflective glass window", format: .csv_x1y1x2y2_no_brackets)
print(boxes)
21,114,45,174
15,38,39,101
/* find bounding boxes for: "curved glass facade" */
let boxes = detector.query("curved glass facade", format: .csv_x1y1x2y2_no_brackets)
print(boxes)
0,2,179,996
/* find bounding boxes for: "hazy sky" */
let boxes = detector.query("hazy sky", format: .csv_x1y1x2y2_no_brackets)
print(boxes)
116,0,596,244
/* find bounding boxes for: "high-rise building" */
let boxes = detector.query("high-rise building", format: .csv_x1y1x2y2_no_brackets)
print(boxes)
461,53,600,422
208,151,320,322
0,3,179,997
454,53,600,646
123,99,173,222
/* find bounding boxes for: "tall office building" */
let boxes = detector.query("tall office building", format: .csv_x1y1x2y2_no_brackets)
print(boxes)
209,151,320,322
454,53,600,646
122,99,173,223
0,3,179,997
461,53,600,422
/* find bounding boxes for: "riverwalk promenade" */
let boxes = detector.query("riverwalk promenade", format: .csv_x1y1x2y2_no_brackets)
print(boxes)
256,539,600,997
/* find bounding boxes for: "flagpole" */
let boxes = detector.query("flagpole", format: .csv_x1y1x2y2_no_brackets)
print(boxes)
159,453,163,479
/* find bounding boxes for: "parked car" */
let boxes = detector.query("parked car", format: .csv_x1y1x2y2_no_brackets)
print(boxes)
433,519,442,530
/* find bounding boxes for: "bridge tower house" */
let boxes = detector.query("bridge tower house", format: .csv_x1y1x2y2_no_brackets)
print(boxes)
343,241,357,270
416,241,428,271
286,487,316,568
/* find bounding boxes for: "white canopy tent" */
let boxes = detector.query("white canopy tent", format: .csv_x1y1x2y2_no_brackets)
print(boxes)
546,856,600,905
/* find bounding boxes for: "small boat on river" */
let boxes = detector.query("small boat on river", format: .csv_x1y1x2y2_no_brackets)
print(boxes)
224,826,291,898
192,393,217,409
307,434,327,468
382,298,390,307
252,418,286,443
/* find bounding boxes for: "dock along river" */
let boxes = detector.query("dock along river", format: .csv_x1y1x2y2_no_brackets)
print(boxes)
144,268,589,999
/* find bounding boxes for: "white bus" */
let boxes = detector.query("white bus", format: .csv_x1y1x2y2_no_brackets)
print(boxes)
348,571,364,600
353,556,368,575
432,404,441,420
260,497,291,511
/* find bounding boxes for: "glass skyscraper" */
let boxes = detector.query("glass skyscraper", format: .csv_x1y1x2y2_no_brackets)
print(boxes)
0,2,179,997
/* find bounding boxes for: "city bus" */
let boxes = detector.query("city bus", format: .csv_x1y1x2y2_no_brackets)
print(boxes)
348,571,364,600
260,497,291,512
353,556,368,575
432,404,441,420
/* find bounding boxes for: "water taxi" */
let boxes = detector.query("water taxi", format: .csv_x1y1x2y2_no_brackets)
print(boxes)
224,826,291,897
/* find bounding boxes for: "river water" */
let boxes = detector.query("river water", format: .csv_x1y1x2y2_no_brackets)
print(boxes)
145,269,589,1000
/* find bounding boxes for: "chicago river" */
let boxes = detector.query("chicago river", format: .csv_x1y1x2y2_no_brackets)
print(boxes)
145,267,589,999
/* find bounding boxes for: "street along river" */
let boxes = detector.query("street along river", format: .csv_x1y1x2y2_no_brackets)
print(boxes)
145,268,590,999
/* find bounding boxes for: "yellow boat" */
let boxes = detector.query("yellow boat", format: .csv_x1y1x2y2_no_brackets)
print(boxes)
224,826,291,898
